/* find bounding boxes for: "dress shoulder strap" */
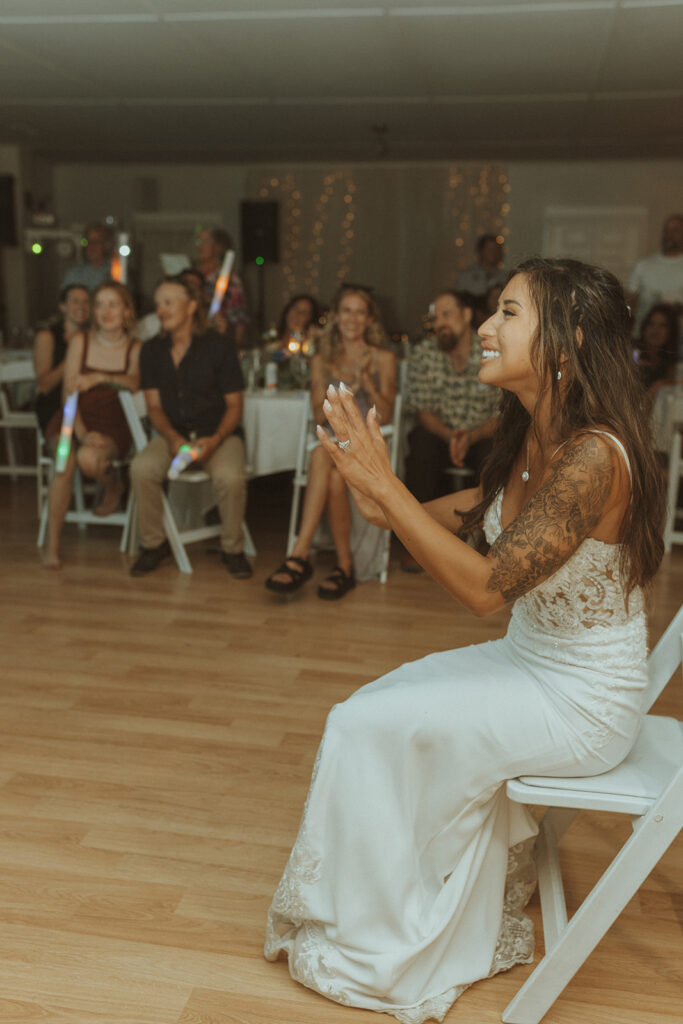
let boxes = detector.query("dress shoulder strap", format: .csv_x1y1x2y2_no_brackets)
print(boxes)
80,330,90,372
551,429,632,485
585,429,632,484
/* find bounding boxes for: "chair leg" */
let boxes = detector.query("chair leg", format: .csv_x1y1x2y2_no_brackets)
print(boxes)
502,776,683,1024
4,426,19,482
72,466,89,531
120,492,135,553
35,431,43,518
162,493,193,574
286,481,303,557
37,494,49,548
242,520,256,559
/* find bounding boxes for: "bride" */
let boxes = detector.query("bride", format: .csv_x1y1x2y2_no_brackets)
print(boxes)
264,258,665,1022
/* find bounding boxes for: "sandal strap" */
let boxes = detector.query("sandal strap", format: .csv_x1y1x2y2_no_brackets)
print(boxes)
324,566,353,585
270,557,310,582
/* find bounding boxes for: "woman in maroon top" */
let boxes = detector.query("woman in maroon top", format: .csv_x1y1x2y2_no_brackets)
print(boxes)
43,282,141,569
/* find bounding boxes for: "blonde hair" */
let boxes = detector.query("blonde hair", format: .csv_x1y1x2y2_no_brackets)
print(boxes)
319,285,388,376
92,281,136,332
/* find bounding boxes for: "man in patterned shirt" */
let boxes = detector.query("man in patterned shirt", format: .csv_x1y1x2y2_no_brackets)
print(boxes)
404,290,499,507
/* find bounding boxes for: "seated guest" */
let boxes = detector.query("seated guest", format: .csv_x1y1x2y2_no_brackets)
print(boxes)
404,290,499,506
270,293,321,388
194,227,249,348
42,282,141,569
634,302,679,395
277,293,320,350
134,267,207,343
265,284,396,600
455,234,506,297
34,284,91,441
60,221,113,292
129,275,251,579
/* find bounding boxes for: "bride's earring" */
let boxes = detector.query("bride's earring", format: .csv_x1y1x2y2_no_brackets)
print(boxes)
556,370,562,381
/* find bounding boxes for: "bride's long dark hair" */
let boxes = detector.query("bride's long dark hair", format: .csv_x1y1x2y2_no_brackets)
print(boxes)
461,256,665,593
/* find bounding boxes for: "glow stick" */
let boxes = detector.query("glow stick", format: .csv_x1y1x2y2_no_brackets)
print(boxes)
55,391,78,473
209,250,235,318
168,443,202,480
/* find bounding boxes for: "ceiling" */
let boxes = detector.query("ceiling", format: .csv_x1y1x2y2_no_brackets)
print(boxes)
1,0,682,163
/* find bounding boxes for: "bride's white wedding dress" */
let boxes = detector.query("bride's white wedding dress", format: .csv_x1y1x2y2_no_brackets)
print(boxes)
265,440,647,1023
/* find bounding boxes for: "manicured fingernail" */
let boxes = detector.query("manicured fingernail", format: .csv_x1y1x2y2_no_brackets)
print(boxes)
316,424,325,437
371,404,377,417
339,381,353,395
323,398,332,414
327,384,337,397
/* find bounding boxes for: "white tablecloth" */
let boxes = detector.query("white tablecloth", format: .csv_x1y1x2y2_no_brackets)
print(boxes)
243,389,309,477
652,384,683,453
0,349,35,384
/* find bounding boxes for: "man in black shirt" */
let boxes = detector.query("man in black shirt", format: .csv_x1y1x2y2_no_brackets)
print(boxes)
129,276,251,578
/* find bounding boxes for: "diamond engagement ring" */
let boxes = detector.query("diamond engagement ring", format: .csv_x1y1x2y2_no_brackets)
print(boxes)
337,439,352,451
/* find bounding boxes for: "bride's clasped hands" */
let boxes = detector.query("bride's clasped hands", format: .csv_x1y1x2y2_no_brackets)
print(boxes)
316,381,396,519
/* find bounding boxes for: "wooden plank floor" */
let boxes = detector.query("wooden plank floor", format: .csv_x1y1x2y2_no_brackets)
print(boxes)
0,474,680,1024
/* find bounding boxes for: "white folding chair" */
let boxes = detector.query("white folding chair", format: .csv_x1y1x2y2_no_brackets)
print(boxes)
0,358,42,512
286,391,402,584
37,434,134,552
119,390,255,575
502,605,683,1024
664,400,683,552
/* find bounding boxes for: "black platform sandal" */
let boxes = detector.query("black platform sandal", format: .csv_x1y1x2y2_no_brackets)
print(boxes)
265,556,313,594
317,566,356,601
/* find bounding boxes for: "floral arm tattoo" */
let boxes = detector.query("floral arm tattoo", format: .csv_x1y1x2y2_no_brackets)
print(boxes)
486,435,616,602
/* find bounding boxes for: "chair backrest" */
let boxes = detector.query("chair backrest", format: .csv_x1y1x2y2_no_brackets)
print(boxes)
382,391,402,474
642,604,683,712
397,358,410,394
0,357,36,417
0,358,36,386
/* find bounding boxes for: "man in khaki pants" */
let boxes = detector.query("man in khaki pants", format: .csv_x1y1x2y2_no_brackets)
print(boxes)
129,275,251,579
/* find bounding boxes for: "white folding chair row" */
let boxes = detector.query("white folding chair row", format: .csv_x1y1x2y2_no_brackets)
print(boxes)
118,390,255,575
0,359,42,513
502,605,683,1024
286,391,402,584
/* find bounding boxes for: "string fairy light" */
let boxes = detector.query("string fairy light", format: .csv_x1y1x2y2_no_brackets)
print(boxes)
446,164,510,277
254,164,505,317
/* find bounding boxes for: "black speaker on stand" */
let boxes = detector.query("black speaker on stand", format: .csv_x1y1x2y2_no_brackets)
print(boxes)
240,201,279,335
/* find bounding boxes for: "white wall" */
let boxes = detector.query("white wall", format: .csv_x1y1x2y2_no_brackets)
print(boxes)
25,155,683,335
505,159,683,266
53,163,248,247
0,144,25,336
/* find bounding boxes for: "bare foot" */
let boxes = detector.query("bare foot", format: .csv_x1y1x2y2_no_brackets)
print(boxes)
94,480,124,517
42,552,62,570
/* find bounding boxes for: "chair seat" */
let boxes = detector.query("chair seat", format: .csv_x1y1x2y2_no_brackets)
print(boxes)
1,410,37,427
508,715,683,815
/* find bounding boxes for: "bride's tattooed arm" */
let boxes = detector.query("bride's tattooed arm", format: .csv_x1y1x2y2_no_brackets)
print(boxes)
485,435,617,602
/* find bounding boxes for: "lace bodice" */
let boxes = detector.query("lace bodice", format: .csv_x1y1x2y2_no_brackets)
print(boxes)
483,488,647,675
